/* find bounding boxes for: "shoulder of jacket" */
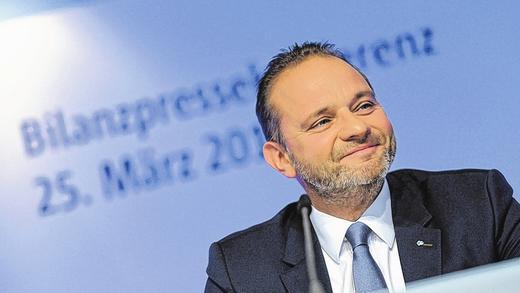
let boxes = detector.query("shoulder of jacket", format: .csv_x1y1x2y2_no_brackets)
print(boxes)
388,168,494,182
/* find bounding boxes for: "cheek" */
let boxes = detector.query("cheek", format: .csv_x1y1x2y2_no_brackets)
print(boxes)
288,134,336,162
382,120,394,138
311,132,339,160
371,111,394,138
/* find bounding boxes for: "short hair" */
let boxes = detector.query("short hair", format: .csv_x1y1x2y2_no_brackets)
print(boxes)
255,41,373,145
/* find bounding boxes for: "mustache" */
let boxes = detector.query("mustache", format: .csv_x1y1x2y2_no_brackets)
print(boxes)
332,131,385,162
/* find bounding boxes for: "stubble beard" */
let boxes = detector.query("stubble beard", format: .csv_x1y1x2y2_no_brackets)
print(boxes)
288,134,396,206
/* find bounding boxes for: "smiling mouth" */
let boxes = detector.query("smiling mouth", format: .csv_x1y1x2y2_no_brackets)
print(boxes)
338,144,380,161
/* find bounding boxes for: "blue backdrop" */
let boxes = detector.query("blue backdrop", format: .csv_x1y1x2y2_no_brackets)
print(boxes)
0,1,519,292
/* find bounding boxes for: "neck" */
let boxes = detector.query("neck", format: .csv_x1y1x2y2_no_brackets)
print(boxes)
306,178,384,221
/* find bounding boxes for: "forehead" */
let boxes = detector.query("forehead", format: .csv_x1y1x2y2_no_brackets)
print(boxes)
269,55,372,123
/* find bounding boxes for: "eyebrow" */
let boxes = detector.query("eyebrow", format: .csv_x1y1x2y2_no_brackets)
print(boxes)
300,90,375,129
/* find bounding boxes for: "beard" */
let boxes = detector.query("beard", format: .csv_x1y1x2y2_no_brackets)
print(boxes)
288,131,396,202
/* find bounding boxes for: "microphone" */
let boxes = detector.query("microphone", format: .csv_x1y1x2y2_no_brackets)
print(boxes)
298,194,326,293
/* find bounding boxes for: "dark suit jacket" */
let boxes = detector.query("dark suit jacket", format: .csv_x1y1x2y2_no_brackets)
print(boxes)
205,169,520,292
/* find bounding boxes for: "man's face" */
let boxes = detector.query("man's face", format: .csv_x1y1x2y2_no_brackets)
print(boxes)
269,55,396,195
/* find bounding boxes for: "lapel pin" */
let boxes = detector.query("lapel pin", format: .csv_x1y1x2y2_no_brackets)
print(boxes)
416,240,433,247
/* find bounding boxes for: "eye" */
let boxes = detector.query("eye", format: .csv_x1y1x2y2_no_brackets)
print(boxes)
310,118,332,130
356,101,377,113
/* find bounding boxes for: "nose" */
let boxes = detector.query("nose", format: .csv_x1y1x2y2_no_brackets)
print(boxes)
336,108,370,142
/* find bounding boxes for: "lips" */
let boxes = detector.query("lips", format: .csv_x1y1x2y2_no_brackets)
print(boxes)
338,143,380,161
348,143,378,155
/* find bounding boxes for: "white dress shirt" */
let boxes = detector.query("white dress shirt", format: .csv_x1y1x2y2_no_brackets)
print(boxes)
310,179,406,293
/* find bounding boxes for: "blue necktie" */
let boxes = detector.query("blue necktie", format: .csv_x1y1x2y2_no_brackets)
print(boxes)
346,222,387,293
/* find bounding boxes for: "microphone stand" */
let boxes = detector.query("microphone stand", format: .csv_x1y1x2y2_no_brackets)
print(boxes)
298,194,326,293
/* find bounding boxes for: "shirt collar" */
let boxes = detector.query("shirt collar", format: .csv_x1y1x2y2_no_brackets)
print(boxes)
309,179,395,263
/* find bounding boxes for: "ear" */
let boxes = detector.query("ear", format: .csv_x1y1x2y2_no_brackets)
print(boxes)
263,141,297,178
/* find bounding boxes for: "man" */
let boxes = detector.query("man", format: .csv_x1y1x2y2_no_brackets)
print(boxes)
204,42,520,292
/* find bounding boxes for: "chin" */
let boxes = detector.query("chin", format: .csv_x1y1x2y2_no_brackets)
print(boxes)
349,158,390,183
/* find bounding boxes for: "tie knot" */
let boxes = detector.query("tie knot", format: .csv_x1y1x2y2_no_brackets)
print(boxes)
346,222,372,248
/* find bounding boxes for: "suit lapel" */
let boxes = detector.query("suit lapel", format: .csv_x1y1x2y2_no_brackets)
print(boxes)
388,172,443,282
280,213,333,293
395,226,441,282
